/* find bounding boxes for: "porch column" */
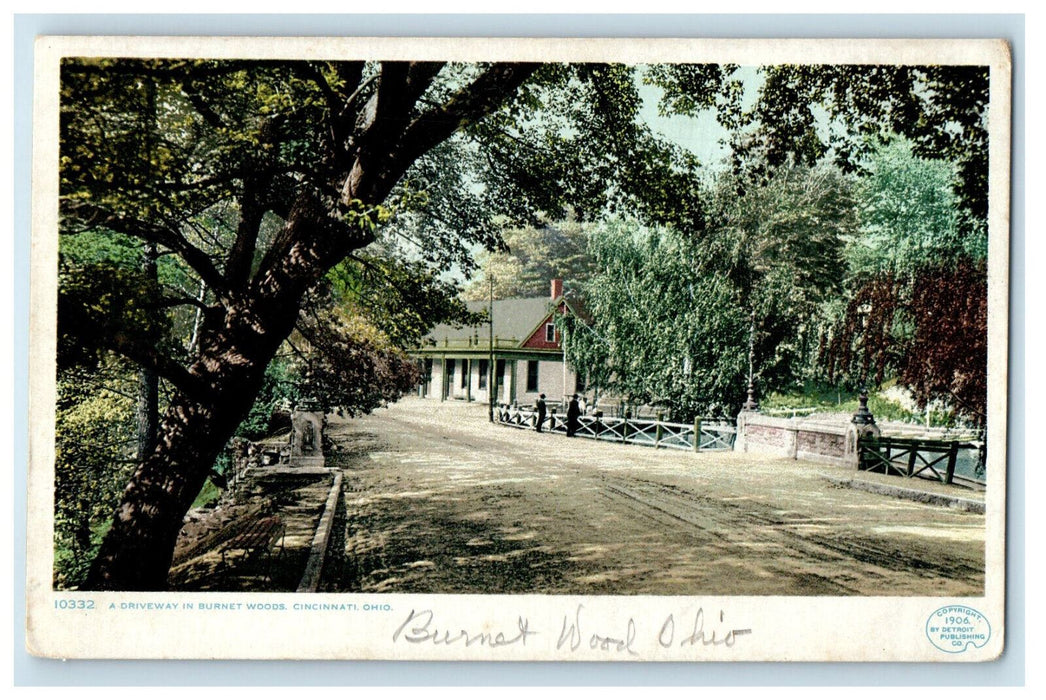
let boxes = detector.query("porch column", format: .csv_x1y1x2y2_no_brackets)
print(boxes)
509,360,517,404
466,359,472,402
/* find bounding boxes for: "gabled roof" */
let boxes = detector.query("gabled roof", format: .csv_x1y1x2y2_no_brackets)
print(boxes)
425,297,558,347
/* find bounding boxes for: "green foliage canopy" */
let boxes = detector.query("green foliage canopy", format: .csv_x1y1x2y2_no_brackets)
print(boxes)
564,162,855,418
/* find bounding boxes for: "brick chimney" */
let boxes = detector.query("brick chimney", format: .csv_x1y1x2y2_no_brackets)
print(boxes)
550,278,563,300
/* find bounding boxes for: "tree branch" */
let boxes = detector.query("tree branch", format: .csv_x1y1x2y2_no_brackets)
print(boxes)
179,80,227,130
393,63,540,176
107,333,209,404
349,62,446,173
155,293,211,311
62,199,231,302
342,62,538,206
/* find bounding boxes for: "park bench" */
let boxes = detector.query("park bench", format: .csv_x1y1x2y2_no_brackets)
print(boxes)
220,514,286,580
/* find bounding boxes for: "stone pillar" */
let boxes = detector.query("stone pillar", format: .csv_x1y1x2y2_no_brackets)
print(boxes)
734,380,761,453
290,405,326,458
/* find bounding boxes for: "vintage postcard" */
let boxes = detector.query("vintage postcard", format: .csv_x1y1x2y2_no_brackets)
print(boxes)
26,35,1010,661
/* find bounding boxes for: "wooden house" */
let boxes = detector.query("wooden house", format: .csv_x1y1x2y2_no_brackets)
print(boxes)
413,279,584,407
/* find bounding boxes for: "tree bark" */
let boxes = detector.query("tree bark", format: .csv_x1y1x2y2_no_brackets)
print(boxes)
85,298,298,589
81,61,541,590
84,195,366,590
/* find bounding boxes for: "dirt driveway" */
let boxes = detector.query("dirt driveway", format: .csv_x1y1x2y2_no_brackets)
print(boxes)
322,397,984,596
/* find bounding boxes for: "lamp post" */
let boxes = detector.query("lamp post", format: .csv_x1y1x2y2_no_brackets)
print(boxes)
851,382,876,426
562,325,568,408
742,312,759,412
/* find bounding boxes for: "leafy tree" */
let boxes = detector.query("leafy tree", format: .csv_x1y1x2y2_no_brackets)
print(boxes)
53,364,137,588
294,306,422,415
818,139,988,422
59,58,709,590
564,163,854,417
900,260,987,423
463,219,595,300
847,138,978,277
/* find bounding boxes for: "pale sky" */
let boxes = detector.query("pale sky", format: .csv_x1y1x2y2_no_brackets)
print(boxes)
638,65,763,172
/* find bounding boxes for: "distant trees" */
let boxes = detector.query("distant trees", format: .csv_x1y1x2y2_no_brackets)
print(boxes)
617,63,992,423
563,163,855,417
565,133,989,425
464,219,595,300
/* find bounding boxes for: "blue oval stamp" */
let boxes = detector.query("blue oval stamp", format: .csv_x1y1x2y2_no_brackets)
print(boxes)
926,605,991,653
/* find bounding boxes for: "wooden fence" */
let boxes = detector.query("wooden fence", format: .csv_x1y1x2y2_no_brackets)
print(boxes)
857,436,984,487
495,405,735,452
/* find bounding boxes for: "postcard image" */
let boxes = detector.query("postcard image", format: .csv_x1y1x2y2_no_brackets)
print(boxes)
26,35,1010,661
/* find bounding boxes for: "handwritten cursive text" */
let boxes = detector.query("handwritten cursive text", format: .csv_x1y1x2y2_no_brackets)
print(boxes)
392,609,536,648
658,608,752,649
557,604,639,656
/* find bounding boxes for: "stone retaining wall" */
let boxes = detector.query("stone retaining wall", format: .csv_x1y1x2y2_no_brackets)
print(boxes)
735,411,870,467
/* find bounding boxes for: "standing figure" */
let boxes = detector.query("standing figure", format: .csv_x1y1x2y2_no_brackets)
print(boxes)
566,394,581,437
535,394,547,432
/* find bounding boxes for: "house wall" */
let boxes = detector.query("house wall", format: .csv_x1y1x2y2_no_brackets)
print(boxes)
466,359,493,404
420,356,577,405
521,316,561,349
520,304,566,350
513,358,577,406
426,360,445,400
446,359,470,400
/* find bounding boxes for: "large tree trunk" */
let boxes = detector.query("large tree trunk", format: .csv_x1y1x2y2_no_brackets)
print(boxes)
85,314,294,589
85,390,252,590
84,198,360,590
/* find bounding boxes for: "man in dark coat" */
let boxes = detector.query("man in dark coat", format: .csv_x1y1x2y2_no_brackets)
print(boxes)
566,394,581,437
535,394,547,432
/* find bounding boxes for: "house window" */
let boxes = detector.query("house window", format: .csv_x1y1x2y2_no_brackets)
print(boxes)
424,358,433,382
545,323,556,343
478,360,488,389
527,360,539,392
446,359,455,385
461,360,469,388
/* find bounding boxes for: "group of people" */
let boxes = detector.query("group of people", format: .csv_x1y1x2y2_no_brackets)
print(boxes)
534,393,583,437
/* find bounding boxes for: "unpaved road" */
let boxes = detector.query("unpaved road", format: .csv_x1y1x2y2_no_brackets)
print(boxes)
322,398,984,596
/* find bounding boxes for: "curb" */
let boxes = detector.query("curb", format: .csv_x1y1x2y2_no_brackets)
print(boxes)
296,470,344,592
820,474,985,513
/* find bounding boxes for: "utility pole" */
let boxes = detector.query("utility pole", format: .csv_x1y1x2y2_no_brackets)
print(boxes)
488,275,495,423
560,290,569,408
